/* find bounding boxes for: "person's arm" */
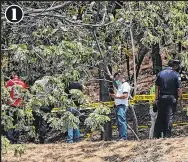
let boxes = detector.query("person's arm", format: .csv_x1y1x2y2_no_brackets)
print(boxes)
154,74,160,102
178,88,182,99
176,74,182,99
155,86,159,100
110,92,128,99
110,83,129,99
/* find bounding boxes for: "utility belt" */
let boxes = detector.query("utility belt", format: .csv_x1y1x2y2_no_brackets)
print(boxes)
159,94,177,104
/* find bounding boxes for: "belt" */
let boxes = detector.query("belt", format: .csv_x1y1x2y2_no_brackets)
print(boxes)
116,104,125,107
160,94,177,98
160,94,176,96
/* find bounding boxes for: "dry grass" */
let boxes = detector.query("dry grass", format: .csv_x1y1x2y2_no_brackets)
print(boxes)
2,136,188,162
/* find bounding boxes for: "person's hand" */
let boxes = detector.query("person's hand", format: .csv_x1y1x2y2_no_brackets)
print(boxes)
153,99,158,105
178,99,183,110
109,75,114,80
109,93,116,99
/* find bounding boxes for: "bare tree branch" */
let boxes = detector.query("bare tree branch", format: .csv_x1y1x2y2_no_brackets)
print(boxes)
1,2,72,21
25,2,72,14
127,123,140,141
92,28,113,78
128,2,137,95
88,78,113,83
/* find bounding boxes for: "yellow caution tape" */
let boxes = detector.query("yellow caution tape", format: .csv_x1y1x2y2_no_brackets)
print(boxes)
183,94,188,100
133,95,155,101
27,94,188,112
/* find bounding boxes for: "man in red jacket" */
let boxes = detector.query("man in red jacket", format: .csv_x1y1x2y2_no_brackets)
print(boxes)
5,71,28,107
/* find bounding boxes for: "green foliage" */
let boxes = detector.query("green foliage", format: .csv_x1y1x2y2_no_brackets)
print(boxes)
1,1,188,144
84,106,111,132
14,145,26,157
2,136,10,155
46,111,80,133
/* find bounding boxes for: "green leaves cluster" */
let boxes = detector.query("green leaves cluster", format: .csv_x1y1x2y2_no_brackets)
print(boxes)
1,2,188,148
84,106,111,132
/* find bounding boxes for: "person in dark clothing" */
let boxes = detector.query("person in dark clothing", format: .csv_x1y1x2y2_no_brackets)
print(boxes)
153,59,182,138
32,78,54,144
32,105,53,144
65,82,83,143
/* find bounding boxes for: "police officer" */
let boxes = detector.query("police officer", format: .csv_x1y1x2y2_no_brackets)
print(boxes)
153,59,182,138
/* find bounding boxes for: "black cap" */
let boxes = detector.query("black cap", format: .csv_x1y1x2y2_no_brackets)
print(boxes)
172,59,180,64
168,60,173,67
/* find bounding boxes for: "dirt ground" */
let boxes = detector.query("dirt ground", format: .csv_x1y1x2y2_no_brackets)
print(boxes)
3,132,188,162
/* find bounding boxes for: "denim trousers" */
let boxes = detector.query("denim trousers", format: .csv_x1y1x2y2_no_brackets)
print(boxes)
67,128,80,143
66,107,80,143
115,105,128,139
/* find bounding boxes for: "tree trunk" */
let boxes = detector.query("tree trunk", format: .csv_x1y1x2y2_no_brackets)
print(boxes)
130,45,148,95
99,63,113,141
151,43,162,75
126,55,130,81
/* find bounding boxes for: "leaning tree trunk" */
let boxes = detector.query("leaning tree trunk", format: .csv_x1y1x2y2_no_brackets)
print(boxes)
129,44,149,135
130,45,149,95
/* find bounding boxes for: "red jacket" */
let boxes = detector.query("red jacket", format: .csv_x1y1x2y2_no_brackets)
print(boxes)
5,76,28,107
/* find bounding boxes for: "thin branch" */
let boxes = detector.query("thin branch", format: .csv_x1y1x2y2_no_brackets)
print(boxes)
50,1,56,8
1,2,72,21
127,124,140,141
88,78,113,83
63,17,113,27
128,2,137,95
86,65,111,76
21,13,113,27
92,28,113,78
25,2,72,14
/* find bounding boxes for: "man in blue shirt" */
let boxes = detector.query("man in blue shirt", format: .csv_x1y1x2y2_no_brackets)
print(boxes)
154,59,182,138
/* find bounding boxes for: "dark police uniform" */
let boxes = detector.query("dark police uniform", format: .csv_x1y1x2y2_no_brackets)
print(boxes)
154,67,182,138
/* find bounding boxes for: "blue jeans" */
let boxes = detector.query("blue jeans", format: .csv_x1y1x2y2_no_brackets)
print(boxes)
116,105,128,139
67,128,80,143
66,107,81,143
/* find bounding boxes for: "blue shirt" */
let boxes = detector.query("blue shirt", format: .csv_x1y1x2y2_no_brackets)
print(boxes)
155,67,182,96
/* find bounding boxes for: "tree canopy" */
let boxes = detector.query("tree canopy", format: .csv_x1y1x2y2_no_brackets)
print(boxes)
1,1,188,142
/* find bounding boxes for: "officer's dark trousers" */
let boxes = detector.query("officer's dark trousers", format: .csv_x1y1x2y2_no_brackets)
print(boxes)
154,95,176,138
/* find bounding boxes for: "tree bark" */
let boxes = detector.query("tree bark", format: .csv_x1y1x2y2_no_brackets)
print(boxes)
151,43,162,75
99,63,113,141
